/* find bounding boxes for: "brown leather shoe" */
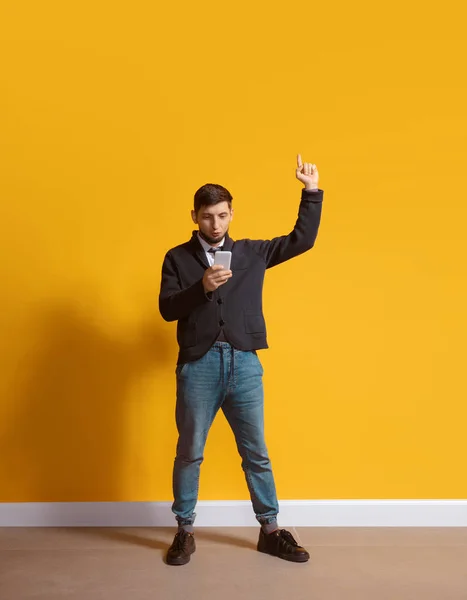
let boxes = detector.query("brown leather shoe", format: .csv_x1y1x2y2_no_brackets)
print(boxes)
257,528,310,562
166,530,196,566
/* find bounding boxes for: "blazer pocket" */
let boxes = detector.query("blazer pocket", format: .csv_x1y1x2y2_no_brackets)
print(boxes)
244,313,265,334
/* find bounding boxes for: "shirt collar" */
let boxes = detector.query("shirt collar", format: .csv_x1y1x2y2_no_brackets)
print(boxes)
197,232,225,253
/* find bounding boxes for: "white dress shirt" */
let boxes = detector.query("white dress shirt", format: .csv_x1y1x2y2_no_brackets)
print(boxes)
197,232,225,267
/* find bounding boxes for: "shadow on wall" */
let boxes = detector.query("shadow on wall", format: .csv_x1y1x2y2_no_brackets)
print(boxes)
0,301,174,503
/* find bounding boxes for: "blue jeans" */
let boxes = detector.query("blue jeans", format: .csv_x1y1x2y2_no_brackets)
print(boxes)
172,341,279,527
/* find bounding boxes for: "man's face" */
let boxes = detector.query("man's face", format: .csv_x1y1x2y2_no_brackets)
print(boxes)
191,201,234,245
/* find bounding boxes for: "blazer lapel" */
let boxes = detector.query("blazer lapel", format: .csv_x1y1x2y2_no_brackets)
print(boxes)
189,231,235,269
222,233,234,252
190,233,209,269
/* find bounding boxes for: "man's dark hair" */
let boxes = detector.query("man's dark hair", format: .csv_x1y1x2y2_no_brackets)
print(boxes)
194,183,233,213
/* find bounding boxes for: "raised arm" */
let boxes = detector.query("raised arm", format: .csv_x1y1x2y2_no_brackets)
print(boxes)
252,154,324,268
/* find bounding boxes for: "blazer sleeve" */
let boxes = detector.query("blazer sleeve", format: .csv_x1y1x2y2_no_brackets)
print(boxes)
159,251,211,322
251,188,324,269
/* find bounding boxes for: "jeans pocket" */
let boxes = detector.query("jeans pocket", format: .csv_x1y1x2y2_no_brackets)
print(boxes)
175,363,188,377
250,351,264,376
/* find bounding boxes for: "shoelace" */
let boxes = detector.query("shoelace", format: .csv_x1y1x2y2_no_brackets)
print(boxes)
278,529,300,548
172,530,191,551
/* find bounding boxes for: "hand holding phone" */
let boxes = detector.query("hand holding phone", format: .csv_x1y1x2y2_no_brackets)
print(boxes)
203,251,233,292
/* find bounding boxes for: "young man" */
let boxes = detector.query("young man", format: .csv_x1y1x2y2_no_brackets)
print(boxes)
159,155,323,565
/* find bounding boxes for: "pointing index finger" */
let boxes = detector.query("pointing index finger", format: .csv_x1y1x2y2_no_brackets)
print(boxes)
297,154,303,168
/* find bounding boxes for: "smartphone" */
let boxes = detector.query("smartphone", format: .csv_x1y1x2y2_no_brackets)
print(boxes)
213,250,232,270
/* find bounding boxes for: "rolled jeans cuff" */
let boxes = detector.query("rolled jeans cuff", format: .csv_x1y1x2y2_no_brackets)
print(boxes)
176,512,196,527
258,517,279,534
257,516,278,525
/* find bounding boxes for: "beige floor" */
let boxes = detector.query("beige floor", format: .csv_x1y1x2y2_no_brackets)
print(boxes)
1,527,467,600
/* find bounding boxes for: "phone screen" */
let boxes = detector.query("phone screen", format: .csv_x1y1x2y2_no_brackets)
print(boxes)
214,251,232,270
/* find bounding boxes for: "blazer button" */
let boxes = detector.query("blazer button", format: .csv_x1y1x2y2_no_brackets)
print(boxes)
217,298,223,304
219,319,225,326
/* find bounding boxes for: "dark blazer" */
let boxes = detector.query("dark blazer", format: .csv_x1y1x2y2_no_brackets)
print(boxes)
159,188,324,364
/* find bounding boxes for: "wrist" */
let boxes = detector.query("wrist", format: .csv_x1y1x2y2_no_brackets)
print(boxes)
304,185,319,191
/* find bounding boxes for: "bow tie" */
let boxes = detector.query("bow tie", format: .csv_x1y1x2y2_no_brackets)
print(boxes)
208,246,223,254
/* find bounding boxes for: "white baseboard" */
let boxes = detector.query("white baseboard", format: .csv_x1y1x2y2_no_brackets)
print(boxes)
1,500,466,527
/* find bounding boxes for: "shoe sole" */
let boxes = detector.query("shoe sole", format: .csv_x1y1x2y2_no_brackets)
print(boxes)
258,548,310,563
166,556,191,566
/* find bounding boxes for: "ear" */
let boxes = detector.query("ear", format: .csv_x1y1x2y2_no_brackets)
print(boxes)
230,208,234,221
191,209,197,224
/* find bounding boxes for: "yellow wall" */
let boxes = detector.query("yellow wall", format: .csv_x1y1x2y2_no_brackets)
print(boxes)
1,1,466,502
